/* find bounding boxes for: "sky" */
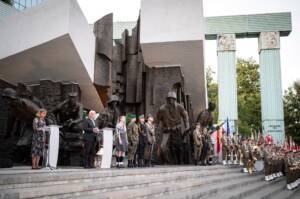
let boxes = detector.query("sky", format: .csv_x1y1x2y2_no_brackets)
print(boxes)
77,0,300,91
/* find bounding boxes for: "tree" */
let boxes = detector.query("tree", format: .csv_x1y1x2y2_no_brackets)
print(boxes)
236,57,261,136
283,79,300,144
206,66,218,123
206,58,261,136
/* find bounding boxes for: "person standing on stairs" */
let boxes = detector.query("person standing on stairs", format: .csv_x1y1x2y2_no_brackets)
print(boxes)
193,123,202,166
221,130,228,165
144,114,156,167
115,115,128,168
127,114,139,168
241,138,250,173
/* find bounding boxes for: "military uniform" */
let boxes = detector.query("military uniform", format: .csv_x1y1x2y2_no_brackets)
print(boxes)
263,146,272,181
127,120,139,167
201,132,211,165
226,135,233,165
231,135,239,165
221,134,228,165
193,128,202,165
241,141,250,173
285,151,294,190
137,118,147,167
144,120,156,167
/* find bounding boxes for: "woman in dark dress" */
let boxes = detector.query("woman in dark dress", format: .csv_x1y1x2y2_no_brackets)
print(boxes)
31,108,47,169
115,115,128,168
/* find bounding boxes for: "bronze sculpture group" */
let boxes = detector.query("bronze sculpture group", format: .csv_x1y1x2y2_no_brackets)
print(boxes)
2,87,217,166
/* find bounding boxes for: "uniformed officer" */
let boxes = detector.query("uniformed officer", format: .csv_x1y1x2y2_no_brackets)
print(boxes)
264,144,273,181
285,150,294,190
127,114,139,168
193,123,202,166
144,114,156,167
241,138,250,173
221,131,228,165
226,132,233,165
137,114,147,167
231,132,239,165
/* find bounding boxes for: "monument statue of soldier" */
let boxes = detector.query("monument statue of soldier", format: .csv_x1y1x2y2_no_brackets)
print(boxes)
196,101,217,132
156,91,190,165
21,86,44,109
2,88,40,163
97,95,120,128
51,92,83,134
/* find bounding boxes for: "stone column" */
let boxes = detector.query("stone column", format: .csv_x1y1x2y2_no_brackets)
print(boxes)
217,34,238,133
259,31,285,145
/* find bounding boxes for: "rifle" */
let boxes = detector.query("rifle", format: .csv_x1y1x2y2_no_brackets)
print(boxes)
182,121,226,138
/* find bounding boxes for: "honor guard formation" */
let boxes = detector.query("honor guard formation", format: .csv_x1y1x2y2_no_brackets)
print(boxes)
220,129,300,190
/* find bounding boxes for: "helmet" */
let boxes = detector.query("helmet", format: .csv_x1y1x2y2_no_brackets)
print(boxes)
2,88,17,99
107,95,119,104
166,91,177,99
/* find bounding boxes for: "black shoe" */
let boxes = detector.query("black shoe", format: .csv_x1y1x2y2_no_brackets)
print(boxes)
89,165,96,168
84,165,91,169
138,159,143,167
119,164,125,168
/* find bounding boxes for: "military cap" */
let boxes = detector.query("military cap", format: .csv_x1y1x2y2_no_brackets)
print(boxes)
207,127,211,131
139,114,145,119
242,138,246,141
147,114,153,119
130,114,136,119
232,132,236,135
166,91,177,99
2,88,17,99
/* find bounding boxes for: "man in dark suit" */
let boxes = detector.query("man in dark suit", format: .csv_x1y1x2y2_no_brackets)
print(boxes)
83,110,99,168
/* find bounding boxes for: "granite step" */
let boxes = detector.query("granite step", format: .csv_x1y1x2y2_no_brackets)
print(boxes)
0,166,243,199
70,171,262,199
0,166,236,190
212,175,285,199
273,183,300,199
156,174,263,199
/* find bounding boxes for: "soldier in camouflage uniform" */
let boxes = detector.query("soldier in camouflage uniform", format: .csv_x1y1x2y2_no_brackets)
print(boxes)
144,114,156,167
127,114,139,168
193,123,202,166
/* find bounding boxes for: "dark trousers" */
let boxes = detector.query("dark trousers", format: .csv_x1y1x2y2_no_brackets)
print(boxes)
201,142,208,162
138,135,146,160
83,140,95,167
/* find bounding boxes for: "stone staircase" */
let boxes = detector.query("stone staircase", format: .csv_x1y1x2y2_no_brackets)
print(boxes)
0,165,299,199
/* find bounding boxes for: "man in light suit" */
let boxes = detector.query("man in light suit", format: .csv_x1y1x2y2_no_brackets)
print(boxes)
83,110,99,168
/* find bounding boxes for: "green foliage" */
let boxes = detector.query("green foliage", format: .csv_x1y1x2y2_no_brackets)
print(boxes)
283,79,300,144
206,58,261,136
206,66,218,123
236,57,261,135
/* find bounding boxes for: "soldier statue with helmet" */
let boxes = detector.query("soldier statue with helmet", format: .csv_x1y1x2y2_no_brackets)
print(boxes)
156,91,190,165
